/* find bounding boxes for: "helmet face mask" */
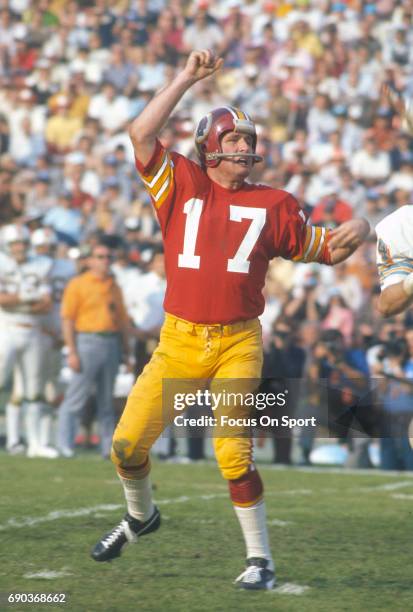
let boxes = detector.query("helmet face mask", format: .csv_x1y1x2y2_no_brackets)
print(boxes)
195,106,262,168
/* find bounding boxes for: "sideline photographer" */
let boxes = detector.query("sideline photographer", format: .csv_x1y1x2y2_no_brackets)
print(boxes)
374,335,413,470
260,318,306,464
312,329,371,465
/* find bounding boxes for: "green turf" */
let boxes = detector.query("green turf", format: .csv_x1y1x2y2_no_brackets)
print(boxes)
0,455,412,612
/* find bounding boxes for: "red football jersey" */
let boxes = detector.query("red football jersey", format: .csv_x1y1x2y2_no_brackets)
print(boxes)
135,140,331,324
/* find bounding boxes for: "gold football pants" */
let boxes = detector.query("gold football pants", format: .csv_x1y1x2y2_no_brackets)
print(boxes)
111,313,263,481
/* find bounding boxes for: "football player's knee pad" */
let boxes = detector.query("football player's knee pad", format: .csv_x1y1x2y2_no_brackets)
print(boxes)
228,467,263,507
214,437,252,481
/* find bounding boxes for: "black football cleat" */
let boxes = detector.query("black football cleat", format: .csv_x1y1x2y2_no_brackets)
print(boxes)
91,506,161,562
234,557,276,590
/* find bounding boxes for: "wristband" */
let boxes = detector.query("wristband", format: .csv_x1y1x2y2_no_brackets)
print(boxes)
403,273,413,296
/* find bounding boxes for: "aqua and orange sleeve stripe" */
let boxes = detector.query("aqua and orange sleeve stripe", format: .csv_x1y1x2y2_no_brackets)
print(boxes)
378,259,413,288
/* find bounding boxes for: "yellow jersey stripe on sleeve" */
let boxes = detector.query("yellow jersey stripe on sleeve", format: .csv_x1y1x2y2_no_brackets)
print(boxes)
154,173,173,206
139,151,174,209
140,151,168,184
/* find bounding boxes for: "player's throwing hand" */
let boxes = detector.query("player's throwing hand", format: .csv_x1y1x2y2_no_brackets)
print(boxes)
183,49,223,83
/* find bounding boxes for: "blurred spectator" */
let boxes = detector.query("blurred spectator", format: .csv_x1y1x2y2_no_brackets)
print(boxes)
183,4,224,52
311,186,353,227
321,290,354,345
43,190,82,245
45,95,83,154
350,135,391,183
88,82,130,134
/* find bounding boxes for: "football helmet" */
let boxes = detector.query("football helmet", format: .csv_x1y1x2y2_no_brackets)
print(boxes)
2,224,30,248
31,227,57,248
195,106,263,167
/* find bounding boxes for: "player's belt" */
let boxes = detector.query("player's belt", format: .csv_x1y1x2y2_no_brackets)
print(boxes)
167,314,259,337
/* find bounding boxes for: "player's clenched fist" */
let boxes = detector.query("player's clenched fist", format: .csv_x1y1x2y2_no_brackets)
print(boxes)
183,49,223,82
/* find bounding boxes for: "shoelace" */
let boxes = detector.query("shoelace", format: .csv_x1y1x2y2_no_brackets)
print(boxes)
236,565,263,584
102,520,129,548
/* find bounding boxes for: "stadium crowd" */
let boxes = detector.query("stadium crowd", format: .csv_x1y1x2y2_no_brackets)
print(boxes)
1,0,413,469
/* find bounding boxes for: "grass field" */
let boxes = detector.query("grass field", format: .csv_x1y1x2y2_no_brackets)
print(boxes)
1,454,412,612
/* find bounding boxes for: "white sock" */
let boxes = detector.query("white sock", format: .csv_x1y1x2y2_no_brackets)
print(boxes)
39,403,53,447
118,474,154,522
25,401,41,452
6,402,21,449
234,501,274,571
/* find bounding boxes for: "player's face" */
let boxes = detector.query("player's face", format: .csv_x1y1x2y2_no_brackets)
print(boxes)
9,240,28,263
219,131,254,179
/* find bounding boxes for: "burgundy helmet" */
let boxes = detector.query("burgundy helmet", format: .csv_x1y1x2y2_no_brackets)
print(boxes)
195,106,262,168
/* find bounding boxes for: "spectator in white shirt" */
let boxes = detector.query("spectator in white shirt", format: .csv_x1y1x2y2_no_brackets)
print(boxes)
350,135,391,183
182,5,224,52
88,82,130,134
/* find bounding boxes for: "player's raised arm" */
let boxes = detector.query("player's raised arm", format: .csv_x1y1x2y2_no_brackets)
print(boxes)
128,49,223,166
326,218,370,265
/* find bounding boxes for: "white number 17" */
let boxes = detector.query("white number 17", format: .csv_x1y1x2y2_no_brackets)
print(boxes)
178,198,266,273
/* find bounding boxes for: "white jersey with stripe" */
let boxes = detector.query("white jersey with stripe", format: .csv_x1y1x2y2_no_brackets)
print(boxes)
0,253,53,326
376,205,413,289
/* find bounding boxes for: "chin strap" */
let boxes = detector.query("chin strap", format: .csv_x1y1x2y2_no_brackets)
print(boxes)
205,152,264,163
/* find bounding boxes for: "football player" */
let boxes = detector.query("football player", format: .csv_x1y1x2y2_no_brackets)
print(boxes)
31,228,76,454
0,224,53,457
376,206,413,316
91,50,369,589
376,85,413,316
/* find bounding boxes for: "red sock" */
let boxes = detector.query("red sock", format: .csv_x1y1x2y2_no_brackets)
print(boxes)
228,467,263,507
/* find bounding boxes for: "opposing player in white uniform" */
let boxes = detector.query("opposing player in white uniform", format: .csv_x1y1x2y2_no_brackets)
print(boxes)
376,206,413,317
376,86,413,316
32,228,77,454
0,225,53,456
126,249,166,335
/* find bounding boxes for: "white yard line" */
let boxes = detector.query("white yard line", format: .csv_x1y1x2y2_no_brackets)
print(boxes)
1,474,408,533
0,504,124,531
263,465,413,478
271,583,310,595
268,519,291,527
392,493,413,500
357,481,413,492
0,490,308,532
24,570,73,579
